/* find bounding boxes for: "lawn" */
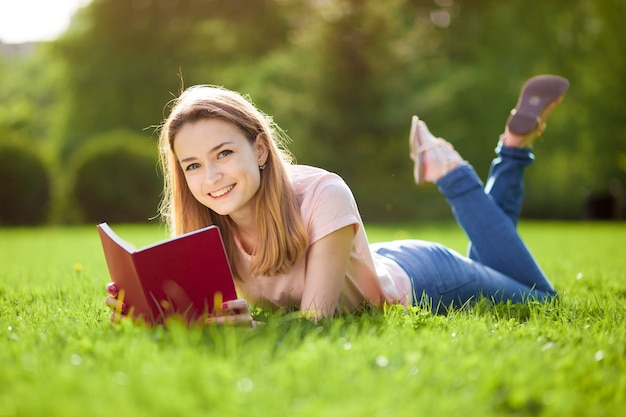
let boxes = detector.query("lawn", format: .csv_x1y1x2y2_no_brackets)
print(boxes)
0,222,624,417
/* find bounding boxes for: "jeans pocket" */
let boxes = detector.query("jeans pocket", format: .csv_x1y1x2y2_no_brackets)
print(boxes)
435,270,478,296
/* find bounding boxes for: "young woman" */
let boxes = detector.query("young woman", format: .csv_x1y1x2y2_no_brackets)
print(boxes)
106,75,569,325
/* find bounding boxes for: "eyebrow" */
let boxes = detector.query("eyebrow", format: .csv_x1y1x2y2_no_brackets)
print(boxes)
179,141,235,163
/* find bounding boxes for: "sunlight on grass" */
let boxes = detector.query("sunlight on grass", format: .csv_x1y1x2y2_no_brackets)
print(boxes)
0,222,625,416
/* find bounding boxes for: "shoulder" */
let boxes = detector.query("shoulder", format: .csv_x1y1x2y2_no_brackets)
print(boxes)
287,165,354,200
288,165,360,243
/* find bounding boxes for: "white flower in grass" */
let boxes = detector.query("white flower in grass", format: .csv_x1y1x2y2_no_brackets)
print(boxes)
375,355,389,367
69,353,82,366
237,377,254,393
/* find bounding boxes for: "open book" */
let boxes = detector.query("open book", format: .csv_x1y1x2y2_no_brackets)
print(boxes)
97,222,237,325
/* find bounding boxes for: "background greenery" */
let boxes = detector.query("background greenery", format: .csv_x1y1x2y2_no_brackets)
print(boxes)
1,0,625,224
0,222,624,416
2,3,624,414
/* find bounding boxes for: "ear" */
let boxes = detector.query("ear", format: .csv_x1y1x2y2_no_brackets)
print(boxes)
254,133,269,166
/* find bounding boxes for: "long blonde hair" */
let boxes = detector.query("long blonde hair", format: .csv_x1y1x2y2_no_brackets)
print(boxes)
158,85,308,277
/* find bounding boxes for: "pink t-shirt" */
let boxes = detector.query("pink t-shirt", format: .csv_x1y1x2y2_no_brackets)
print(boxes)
232,165,412,312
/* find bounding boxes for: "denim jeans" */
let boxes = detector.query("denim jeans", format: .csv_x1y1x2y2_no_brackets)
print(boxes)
373,143,556,311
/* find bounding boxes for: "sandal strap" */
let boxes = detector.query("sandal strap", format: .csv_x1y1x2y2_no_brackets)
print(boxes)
417,138,453,154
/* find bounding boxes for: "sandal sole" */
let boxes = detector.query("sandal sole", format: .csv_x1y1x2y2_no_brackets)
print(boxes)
507,75,569,135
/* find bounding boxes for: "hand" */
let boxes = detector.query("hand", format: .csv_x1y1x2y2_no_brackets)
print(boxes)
207,299,255,327
104,282,128,322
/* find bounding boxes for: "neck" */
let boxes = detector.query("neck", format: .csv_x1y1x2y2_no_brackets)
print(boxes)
235,225,257,255
229,213,258,255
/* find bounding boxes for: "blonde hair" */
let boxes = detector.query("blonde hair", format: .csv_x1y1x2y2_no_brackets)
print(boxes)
158,85,308,277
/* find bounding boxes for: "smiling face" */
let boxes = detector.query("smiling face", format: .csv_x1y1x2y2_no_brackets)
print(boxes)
173,118,268,224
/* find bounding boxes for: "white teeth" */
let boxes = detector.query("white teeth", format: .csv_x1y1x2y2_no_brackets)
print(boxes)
210,185,234,198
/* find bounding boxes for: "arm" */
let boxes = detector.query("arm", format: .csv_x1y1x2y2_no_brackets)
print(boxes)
300,224,355,320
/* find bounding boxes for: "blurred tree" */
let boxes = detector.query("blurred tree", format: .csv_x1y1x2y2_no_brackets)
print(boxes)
429,0,626,218
565,0,626,218
0,46,64,154
52,0,292,159
285,0,451,219
66,129,161,224
0,144,51,225
53,0,195,158
22,0,624,221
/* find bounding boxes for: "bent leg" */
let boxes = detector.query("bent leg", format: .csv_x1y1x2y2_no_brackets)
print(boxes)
468,143,534,261
374,240,553,312
436,164,555,294
484,143,534,226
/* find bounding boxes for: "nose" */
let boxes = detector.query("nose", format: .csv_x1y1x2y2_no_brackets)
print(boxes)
202,162,222,186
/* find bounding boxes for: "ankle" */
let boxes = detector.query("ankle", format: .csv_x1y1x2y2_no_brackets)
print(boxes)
499,129,542,148
431,159,462,182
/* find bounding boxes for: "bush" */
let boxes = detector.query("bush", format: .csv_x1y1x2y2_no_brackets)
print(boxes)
521,149,587,220
67,130,162,223
0,143,52,225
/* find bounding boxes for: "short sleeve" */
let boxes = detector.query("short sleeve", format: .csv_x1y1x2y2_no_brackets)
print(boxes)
295,169,361,244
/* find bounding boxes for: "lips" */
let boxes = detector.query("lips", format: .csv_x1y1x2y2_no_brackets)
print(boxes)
209,184,235,198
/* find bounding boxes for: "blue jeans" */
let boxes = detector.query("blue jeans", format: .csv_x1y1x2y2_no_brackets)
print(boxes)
372,143,556,311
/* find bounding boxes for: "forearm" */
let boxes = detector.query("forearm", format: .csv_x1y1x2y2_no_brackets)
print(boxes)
300,225,354,321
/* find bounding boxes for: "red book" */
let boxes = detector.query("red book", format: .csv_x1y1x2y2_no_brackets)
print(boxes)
97,222,237,325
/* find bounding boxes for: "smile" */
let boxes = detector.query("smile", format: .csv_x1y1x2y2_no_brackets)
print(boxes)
209,184,235,198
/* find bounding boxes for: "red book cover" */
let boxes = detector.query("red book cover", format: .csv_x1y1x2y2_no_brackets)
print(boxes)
97,223,237,324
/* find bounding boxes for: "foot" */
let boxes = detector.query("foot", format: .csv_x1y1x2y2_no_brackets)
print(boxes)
502,74,569,148
409,116,463,184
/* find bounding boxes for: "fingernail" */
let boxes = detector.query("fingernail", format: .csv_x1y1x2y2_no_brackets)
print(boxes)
106,283,117,294
221,302,228,309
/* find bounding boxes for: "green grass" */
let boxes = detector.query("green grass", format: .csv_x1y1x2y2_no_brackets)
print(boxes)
1,222,625,417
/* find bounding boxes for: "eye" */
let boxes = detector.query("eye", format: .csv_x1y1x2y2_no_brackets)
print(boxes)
217,149,233,159
184,162,201,171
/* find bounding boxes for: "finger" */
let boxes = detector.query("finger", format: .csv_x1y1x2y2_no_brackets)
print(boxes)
206,313,253,326
105,296,125,312
221,299,249,313
106,282,118,295
214,316,253,326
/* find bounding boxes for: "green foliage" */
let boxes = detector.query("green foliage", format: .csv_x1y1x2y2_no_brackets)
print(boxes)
0,44,65,156
280,0,444,219
51,0,292,160
0,143,51,225
2,0,625,221
423,0,626,217
0,222,625,416
66,130,162,224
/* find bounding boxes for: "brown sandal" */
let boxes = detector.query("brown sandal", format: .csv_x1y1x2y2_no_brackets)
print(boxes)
507,75,569,135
